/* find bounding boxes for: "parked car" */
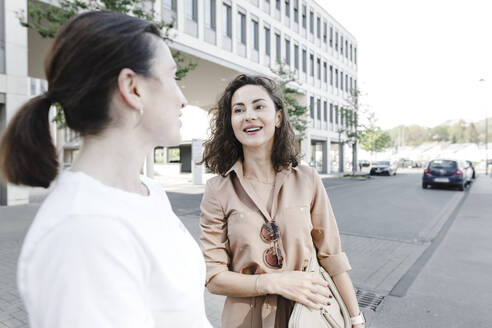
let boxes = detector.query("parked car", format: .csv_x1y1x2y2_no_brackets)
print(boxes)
466,161,476,179
422,159,473,191
370,161,398,176
358,160,370,168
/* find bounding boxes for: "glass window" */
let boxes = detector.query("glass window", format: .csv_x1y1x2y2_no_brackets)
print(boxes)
285,0,290,16
309,10,314,34
265,27,271,55
323,101,327,123
276,0,281,10
340,35,343,54
285,39,291,65
317,99,321,120
316,16,320,39
293,0,299,23
205,0,216,30
335,31,338,51
294,44,299,69
354,47,357,64
330,103,333,123
310,96,314,119
345,40,348,57
238,12,246,45
335,68,338,88
345,74,348,91
275,33,281,62
223,3,232,37
323,62,327,83
329,26,333,47
350,44,353,61
310,54,314,77
302,49,307,73
323,22,327,43
302,5,307,29
340,72,343,91
335,105,339,124
186,0,198,21
252,19,259,50
164,0,177,11
330,65,333,85
317,57,321,80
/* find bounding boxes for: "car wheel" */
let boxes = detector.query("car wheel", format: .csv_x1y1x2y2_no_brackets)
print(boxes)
458,183,464,191
422,183,427,189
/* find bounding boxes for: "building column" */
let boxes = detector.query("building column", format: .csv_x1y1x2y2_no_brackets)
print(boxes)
338,143,344,173
326,139,332,173
1,0,29,205
322,140,328,173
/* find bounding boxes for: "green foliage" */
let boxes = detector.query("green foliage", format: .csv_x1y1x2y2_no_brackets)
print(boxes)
359,113,391,152
17,0,197,127
272,65,309,138
386,119,492,146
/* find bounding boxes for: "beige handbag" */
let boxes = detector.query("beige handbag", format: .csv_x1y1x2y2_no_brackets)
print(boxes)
288,252,351,328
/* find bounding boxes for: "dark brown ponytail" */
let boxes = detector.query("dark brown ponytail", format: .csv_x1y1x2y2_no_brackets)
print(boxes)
0,95,57,187
0,11,161,187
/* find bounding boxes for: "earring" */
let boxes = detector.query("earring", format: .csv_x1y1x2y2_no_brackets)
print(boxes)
138,107,144,116
134,107,144,127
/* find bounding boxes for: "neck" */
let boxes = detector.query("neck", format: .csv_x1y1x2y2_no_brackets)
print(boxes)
242,143,275,183
70,126,153,195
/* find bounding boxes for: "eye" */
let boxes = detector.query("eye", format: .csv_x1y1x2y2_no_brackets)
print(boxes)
256,105,264,110
233,107,243,113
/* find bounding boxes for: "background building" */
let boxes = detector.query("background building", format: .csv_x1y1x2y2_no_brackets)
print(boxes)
0,0,357,205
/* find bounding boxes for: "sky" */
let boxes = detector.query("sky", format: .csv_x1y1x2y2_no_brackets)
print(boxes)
319,0,492,129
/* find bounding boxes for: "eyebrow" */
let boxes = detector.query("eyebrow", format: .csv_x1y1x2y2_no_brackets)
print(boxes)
232,98,266,107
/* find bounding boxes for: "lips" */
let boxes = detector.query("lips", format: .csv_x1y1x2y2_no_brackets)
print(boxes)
243,125,262,134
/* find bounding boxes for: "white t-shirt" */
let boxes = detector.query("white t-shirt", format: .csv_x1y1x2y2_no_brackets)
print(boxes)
17,170,212,328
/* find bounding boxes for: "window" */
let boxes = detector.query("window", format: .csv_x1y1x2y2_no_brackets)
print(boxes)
310,96,314,119
223,3,232,37
276,0,281,10
323,101,327,123
330,65,333,85
340,108,344,126
340,35,343,54
345,40,348,57
302,49,307,73
335,105,339,124
355,79,357,91
330,103,333,123
340,72,343,91
323,62,327,83
350,44,353,61
335,31,338,51
317,57,321,80
354,47,357,64
275,33,281,62
335,68,338,88
285,0,290,17
309,11,314,34
350,77,353,92
317,99,321,120
302,5,307,29
294,44,299,69
310,54,314,77
293,0,299,23
265,27,271,56
329,26,333,47
186,0,198,21
316,16,321,39
323,22,327,43
252,19,259,50
285,39,291,65
238,12,246,45
205,0,216,30
164,0,177,11
345,73,348,91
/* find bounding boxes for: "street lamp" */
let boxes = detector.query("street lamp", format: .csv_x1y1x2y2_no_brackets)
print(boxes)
479,78,488,175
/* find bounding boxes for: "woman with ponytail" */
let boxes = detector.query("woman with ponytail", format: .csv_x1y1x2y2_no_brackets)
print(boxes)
0,11,211,328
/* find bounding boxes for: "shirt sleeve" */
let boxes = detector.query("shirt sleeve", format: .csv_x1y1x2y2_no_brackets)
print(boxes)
23,216,154,328
199,179,231,286
310,168,352,276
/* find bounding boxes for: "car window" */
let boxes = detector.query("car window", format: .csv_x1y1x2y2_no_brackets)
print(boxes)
429,160,457,169
373,161,390,166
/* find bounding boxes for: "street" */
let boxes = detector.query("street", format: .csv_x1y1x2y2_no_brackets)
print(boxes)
1,169,491,327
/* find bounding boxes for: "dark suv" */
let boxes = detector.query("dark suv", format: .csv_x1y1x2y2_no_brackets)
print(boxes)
422,159,473,191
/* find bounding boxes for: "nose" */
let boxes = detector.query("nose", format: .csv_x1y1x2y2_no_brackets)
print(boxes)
244,106,257,121
178,87,188,108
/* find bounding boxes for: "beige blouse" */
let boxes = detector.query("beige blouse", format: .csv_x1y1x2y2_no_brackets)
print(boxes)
200,161,351,328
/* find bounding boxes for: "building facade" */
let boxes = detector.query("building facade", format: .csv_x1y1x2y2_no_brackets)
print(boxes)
0,0,358,205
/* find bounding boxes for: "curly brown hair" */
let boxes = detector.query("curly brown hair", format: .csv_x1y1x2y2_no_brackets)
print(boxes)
201,74,299,175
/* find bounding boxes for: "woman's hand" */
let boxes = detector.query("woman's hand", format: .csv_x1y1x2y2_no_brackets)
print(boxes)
265,271,333,310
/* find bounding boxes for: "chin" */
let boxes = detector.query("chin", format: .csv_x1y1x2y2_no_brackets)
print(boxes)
158,133,181,147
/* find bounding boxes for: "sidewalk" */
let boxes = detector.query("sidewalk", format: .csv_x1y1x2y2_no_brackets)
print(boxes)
369,175,492,327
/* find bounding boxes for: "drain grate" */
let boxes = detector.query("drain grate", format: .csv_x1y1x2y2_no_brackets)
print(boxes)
356,289,385,311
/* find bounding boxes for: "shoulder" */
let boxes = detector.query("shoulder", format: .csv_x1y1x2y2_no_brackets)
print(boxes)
204,174,232,193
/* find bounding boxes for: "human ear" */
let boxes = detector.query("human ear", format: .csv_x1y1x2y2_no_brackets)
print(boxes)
117,68,144,114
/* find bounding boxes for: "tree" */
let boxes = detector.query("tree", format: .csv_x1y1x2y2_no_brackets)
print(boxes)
17,0,197,126
360,113,391,153
465,122,479,144
273,64,309,139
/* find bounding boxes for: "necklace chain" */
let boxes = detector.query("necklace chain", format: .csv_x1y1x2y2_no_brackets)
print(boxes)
244,175,275,185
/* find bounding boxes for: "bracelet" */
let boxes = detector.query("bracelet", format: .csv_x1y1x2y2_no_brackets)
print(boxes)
350,312,365,325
